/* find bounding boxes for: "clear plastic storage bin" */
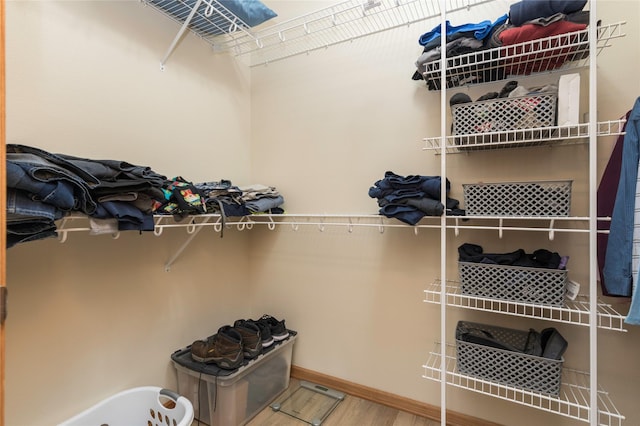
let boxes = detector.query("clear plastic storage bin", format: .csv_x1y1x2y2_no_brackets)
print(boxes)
171,332,296,426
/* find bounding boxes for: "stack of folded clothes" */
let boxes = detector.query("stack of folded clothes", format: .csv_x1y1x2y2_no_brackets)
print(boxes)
6,144,287,247
368,171,464,225
499,0,591,75
6,144,168,247
458,242,569,269
411,14,509,85
412,0,592,89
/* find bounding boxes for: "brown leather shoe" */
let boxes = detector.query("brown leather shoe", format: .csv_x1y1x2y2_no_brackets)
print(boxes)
233,320,262,359
190,326,243,369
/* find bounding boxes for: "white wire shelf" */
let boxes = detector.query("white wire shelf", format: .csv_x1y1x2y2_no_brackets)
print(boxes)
424,280,628,332
55,213,610,240
205,0,493,66
423,342,625,425
421,21,626,90
57,213,444,270
423,119,626,154
446,215,610,241
54,214,613,269
55,213,445,240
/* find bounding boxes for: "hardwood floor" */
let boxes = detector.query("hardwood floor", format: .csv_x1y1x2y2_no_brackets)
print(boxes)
247,378,439,426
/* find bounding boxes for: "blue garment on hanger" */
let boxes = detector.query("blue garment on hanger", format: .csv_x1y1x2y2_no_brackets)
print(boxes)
603,97,640,300
597,111,631,296
604,98,640,325
418,14,508,46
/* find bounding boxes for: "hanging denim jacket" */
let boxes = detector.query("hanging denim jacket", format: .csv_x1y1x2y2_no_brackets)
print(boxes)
603,97,640,301
607,97,640,324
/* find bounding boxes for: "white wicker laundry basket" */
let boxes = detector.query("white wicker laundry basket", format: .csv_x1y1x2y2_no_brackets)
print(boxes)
57,386,194,426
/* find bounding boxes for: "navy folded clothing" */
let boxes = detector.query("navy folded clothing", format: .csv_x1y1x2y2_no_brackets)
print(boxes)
458,243,562,269
509,0,587,27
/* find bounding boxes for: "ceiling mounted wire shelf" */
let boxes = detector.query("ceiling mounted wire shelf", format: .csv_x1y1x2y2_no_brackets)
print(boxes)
423,342,625,425
144,0,256,39
142,0,260,66
424,280,628,332
215,0,493,66
423,119,627,154
422,21,626,90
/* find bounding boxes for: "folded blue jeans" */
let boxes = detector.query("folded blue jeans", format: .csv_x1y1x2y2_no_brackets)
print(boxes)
379,204,426,225
7,152,97,214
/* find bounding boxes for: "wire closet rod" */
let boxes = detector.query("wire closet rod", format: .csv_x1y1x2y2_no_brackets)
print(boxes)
55,213,610,240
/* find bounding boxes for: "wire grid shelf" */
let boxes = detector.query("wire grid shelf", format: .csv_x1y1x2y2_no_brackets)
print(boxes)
423,342,625,425
209,0,493,66
55,213,445,237
424,280,628,332
452,93,558,139
56,213,604,237
422,22,625,90
456,321,563,395
423,119,627,153
143,0,255,39
462,180,572,217
459,261,568,307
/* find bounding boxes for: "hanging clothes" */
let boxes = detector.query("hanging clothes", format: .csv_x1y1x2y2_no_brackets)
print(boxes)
597,111,631,296
626,97,640,325
603,97,640,304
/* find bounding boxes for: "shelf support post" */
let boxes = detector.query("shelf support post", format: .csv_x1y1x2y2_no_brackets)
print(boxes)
588,1,599,425
439,1,448,425
164,216,212,271
160,0,204,69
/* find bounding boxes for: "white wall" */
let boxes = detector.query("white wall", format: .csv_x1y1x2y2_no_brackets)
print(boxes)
5,1,254,425
250,1,640,425
4,0,640,425
6,0,252,181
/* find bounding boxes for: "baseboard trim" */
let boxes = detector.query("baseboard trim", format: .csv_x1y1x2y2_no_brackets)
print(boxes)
290,365,501,426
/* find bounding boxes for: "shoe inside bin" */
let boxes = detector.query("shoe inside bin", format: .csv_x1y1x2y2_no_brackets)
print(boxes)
270,381,344,426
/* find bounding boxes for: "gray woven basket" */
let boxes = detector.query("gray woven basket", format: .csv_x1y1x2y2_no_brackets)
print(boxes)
451,93,558,148
452,93,558,135
456,321,563,396
459,261,567,307
463,180,572,216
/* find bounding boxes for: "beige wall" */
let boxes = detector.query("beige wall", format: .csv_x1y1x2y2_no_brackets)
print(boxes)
250,1,640,426
4,0,640,425
5,1,254,425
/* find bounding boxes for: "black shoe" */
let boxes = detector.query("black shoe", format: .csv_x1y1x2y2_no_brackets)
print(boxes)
258,314,290,342
252,317,275,348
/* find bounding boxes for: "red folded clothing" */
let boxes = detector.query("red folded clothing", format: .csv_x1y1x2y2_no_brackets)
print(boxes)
499,20,587,75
